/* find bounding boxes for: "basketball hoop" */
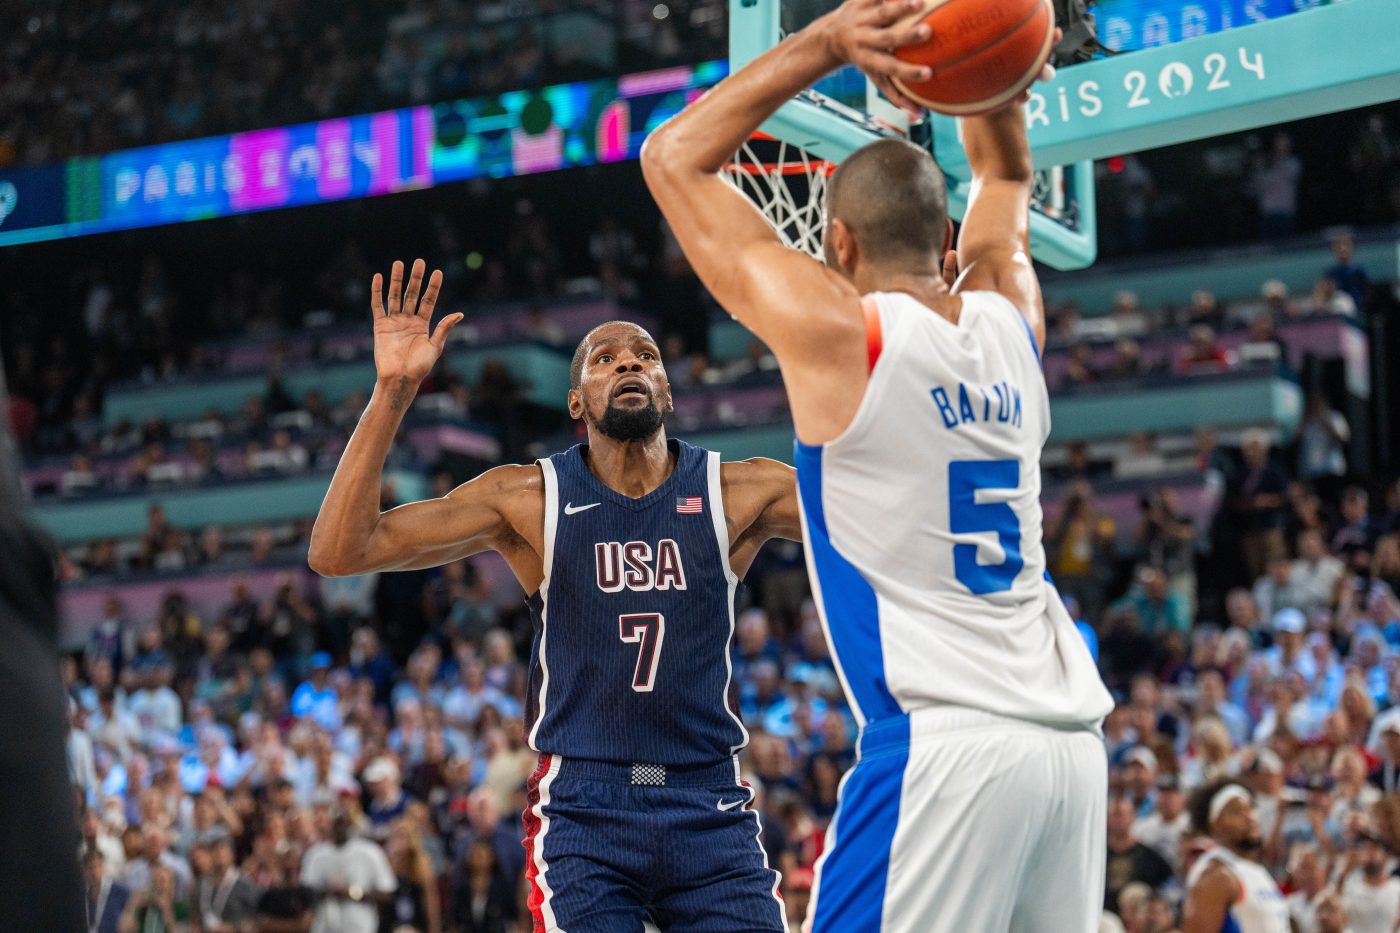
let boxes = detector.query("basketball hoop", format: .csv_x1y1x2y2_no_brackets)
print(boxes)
721,133,836,260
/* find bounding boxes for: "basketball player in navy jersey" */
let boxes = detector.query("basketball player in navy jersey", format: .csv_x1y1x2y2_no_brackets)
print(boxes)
310,260,796,932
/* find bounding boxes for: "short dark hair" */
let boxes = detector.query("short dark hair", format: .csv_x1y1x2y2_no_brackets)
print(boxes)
825,138,948,266
569,321,655,389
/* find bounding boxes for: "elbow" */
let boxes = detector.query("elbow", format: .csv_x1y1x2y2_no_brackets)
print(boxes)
307,541,356,578
306,551,342,578
640,130,683,188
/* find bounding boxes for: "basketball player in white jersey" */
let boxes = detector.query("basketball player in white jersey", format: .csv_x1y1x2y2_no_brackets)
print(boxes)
1183,780,1290,932
641,0,1113,928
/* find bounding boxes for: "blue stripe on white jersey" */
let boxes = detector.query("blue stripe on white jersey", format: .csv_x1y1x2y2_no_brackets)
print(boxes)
794,440,900,727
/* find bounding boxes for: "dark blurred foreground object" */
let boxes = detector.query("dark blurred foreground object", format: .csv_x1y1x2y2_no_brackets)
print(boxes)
0,358,84,930
1052,0,1113,65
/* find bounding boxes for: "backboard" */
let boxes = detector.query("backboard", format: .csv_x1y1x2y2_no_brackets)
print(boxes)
728,0,1098,270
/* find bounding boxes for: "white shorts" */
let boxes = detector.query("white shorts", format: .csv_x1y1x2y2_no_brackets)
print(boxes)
807,706,1107,933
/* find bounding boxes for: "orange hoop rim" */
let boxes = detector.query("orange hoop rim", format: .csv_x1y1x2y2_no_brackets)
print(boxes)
722,132,837,177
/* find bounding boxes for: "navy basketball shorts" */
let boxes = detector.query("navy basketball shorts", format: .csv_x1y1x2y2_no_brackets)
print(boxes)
523,753,786,933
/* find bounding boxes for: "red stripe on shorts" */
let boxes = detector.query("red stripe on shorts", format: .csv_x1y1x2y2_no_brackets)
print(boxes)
522,752,554,933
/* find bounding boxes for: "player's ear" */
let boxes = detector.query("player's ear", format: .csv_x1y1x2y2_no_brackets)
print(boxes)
942,217,954,255
566,387,584,421
828,218,857,274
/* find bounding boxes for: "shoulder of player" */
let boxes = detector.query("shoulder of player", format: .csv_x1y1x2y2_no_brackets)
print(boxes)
1193,857,1242,900
446,462,542,498
719,457,795,493
444,463,545,527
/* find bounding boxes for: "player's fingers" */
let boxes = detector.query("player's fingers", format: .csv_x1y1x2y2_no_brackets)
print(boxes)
859,50,931,91
387,260,404,315
862,0,923,28
869,73,924,117
869,15,930,49
418,269,444,319
370,273,385,318
430,312,466,351
942,249,959,288
403,259,426,314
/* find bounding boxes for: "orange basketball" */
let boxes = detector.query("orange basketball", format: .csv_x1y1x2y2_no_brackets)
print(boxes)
891,0,1055,116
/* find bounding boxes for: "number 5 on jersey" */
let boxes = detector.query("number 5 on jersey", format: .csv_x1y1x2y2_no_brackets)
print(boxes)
949,460,1024,595
619,613,665,692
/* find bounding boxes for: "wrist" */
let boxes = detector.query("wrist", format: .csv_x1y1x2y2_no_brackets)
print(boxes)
811,11,849,70
373,374,421,411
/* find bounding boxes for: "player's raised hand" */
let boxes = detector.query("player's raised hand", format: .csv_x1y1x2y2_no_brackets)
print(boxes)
370,259,463,384
822,0,934,116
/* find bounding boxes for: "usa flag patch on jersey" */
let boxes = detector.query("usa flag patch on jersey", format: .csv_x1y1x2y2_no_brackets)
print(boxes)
675,496,703,514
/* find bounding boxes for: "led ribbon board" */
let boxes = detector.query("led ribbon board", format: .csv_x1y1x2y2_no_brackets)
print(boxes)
0,62,728,247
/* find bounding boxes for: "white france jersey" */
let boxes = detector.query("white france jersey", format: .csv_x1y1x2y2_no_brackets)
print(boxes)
1185,845,1290,933
793,290,1113,727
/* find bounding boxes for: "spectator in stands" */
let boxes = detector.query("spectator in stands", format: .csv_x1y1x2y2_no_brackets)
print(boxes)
1232,429,1290,582
1325,234,1371,308
291,653,340,732
380,818,441,933
1063,343,1099,386
1111,290,1149,339
1335,830,1400,933
1113,567,1190,638
1253,131,1302,238
1197,668,1251,747
192,831,258,931
1106,338,1146,380
1285,843,1329,932
1304,276,1359,317
1104,796,1174,911
1299,395,1351,497
1137,487,1196,607
452,837,517,933
1331,486,1377,563
89,595,135,679
1047,482,1118,626
1133,773,1189,873
1253,555,1310,623
1367,712,1400,795
1375,534,1400,596
1188,289,1225,328
1176,325,1230,374
83,845,131,933
302,810,397,933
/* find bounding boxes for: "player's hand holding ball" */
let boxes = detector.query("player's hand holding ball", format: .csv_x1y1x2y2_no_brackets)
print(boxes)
371,259,464,384
826,0,1059,116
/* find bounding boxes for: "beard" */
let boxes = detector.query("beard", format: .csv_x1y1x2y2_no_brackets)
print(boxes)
1237,833,1263,855
594,398,664,441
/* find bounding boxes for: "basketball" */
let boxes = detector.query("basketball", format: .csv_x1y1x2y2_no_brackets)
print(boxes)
891,0,1056,115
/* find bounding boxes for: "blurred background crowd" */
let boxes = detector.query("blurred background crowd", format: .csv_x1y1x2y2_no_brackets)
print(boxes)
5,0,1400,932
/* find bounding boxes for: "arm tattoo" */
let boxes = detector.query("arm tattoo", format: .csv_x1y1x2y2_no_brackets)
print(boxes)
387,376,416,413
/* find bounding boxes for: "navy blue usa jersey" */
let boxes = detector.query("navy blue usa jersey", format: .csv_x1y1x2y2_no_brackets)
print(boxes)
525,439,748,766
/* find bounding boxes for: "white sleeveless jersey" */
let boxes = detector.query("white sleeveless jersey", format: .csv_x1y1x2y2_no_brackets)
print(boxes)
793,290,1113,727
1185,845,1290,933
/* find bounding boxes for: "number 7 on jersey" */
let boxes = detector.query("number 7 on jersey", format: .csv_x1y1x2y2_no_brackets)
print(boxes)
619,613,666,692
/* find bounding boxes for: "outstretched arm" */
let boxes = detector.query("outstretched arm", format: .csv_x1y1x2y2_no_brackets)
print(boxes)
640,0,931,354
308,260,522,577
952,97,1046,351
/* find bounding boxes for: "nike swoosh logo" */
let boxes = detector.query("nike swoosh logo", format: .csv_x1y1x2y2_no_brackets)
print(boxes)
563,502,600,515
717,798,745,811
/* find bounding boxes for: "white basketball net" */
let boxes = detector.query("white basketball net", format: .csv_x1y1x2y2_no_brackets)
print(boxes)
720,136,835,260
722,139,1074,257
